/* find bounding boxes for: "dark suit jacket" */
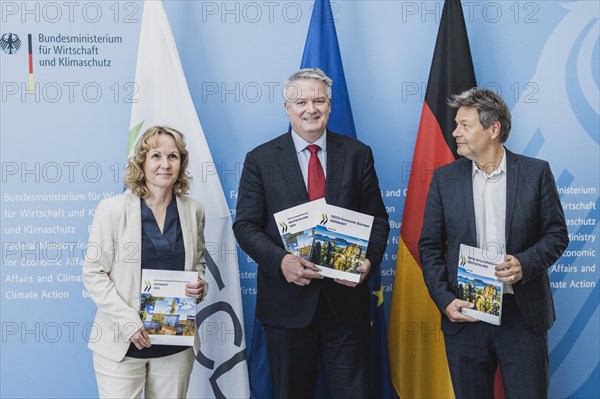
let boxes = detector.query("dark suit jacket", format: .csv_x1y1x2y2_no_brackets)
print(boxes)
419,149,568,335
233,131,390,328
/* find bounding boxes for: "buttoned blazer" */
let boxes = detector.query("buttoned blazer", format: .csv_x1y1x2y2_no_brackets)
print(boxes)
233,131,390,328
419,149,569,334
82,192,206,361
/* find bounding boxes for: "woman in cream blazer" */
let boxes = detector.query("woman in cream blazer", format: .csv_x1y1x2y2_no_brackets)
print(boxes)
83,126,207,399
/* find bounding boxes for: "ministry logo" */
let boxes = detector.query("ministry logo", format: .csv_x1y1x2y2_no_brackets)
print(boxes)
0,33,21,55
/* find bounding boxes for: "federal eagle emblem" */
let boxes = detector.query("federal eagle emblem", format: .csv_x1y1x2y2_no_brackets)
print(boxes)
0,33,22,55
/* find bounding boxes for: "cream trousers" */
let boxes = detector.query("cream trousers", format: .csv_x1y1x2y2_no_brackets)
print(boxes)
93,347,195,399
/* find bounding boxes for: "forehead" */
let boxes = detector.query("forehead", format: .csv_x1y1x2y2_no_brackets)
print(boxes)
147,133,178,150
455,106,480,121
285,79,328,100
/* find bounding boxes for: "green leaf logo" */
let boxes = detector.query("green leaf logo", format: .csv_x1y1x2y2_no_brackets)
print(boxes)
128,121,144,155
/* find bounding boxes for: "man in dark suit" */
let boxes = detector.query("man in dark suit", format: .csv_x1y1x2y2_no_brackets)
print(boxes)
419,88,569,398
233,68,389,399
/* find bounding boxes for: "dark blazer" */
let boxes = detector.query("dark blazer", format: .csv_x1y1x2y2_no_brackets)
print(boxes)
419,149,568,335
233,131,390,328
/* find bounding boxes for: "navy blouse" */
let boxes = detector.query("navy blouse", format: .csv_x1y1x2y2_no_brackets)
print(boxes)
126,197,190,359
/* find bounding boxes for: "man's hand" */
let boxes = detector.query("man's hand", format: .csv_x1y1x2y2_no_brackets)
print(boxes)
495,254,523,284
130,327,152,350
334,258,371,287
444,299,479,322
281,254,323,286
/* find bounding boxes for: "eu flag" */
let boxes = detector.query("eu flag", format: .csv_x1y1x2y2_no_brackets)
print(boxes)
300,0,356,138
302,1,394,398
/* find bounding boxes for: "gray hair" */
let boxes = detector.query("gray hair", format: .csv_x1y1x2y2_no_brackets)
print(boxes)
448,88,512,143
283,68,333,102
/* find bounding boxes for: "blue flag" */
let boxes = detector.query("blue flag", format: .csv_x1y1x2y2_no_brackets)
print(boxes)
248,320,275,399
369,277,395,399
302,2,394,398
300,0,356,137
248,1,394,398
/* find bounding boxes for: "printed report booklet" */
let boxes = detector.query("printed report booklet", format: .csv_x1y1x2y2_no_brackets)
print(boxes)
274,200,373,283
273,198,326,259
139,269,197,345
310,204,373,283
457,244,504,325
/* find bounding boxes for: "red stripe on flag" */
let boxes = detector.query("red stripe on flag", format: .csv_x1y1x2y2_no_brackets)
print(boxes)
28,54,33,74
400,101,455,263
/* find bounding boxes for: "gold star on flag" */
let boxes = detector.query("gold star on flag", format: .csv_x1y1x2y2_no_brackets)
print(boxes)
372,284,384,307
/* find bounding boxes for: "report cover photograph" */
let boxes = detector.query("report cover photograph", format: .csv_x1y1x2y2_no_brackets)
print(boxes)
309,226,368,282
309,204,374,283
281,229,315,259
457,244,504,325
274,198,325,259
140,269,198,345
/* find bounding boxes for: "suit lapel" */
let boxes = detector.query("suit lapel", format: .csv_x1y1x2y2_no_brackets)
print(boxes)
325,132,344,205
275,133,310,204
505,149,519,245
459,160,477,243
274,131,345,205
177,196,195,271
126,193,143,291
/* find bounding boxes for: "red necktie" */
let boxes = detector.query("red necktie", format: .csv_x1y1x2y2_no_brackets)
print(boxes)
307,144,325,200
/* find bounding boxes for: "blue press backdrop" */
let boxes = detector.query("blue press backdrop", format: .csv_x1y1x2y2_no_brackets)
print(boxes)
1,1,598,397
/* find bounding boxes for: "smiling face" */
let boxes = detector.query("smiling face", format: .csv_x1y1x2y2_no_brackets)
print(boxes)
284,79,331,142
143,133,181,194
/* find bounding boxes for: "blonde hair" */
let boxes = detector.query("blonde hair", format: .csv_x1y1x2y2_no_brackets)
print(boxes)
124,126,191,198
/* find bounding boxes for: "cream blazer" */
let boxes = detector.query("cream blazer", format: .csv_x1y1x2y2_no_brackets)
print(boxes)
82,192,206,362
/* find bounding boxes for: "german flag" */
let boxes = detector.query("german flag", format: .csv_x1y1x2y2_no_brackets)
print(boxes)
28,34,34,92
387,0,479,397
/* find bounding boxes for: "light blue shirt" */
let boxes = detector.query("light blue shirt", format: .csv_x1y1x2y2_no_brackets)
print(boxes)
290,130,327,189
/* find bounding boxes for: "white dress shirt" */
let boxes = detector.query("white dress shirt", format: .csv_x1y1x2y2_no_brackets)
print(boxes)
291,130,327,189
472,149,513,294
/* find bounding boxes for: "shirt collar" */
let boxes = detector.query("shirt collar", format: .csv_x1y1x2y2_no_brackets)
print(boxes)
472,148,506,179
291,130,327,154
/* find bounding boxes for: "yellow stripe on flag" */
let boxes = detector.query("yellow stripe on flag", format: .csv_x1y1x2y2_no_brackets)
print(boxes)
388,239,454,398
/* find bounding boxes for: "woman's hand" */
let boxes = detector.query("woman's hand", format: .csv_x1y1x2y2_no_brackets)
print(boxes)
185,278,206,301
130,327,152,350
